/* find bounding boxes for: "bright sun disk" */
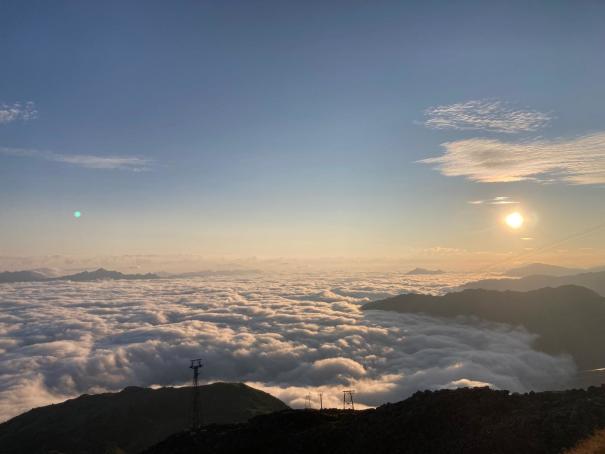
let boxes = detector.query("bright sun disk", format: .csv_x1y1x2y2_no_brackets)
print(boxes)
505,212,524,229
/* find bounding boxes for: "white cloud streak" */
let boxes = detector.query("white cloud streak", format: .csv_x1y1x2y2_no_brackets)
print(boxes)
419,132,605,185
0,147,152,171
0,273,575,421
424,100,551,133
0,102,37,124
468,196,520,205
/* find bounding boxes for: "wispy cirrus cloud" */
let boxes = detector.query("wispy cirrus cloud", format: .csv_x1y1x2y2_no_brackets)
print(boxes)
0,101,38,124
468,196,519,205
0,147,152,171
419,132,605,185
424,100,551,133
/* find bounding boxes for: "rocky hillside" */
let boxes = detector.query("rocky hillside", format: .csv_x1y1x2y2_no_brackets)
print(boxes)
144,386,605,454
0,382,288,454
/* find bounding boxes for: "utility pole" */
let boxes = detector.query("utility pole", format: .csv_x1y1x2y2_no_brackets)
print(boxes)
304,393,312,410
342,390,355,410
190,359,203,429
318,392,323,411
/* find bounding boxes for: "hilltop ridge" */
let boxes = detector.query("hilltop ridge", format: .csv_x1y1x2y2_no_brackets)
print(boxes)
144,386,605,454
0,382,287,454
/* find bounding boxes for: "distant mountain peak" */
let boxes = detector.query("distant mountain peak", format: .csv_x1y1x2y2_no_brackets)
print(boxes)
57,268,160,281
0,268,160,283
406,267,445,275
505,263,583,277
461,270,605,297
0,270,49,283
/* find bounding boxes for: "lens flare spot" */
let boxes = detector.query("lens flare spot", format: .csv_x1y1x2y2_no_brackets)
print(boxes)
73,211,82,219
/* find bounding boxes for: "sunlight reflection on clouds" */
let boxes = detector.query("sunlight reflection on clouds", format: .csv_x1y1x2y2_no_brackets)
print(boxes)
0,273,575,420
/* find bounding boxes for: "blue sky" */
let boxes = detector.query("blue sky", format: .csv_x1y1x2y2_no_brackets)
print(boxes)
1,0,605,266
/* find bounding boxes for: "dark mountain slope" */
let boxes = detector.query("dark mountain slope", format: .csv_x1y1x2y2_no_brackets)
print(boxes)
144,386,605,454
363,285,605,369
460,271,605,296
0,383,288,454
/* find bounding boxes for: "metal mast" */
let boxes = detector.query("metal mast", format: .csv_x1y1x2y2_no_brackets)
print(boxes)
342,390,355,410
190,358,203,429
304,393,312,409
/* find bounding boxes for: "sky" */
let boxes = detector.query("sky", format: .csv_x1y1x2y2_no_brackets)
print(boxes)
1,0,605,268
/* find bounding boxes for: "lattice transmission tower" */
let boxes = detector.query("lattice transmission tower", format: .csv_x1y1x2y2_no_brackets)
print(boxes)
342,390,355,410
190,358,203,429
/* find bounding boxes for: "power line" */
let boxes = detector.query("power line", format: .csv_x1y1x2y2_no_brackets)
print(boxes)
479,220,605,272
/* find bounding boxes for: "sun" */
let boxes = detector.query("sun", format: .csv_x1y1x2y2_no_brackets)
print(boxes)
505,212,524,229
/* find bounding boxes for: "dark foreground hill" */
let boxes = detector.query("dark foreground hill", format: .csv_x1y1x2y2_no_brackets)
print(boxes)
144,386,605,454
460,271,605,297
0,382,288,454
363,285,605,370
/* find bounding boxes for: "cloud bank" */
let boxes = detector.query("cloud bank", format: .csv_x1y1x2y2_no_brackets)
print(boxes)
419,132,605,185
424,100,551,133
0,147,152,171
0,273,576,421
0,102,37,124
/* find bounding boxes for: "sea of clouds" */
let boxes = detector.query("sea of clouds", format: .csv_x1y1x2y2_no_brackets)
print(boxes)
0,272,576,421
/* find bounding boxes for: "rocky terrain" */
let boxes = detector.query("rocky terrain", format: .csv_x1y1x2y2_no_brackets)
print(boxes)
144,386,605,454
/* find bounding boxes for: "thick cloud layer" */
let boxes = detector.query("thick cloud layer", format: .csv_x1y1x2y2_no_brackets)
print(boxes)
0,272,575,420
